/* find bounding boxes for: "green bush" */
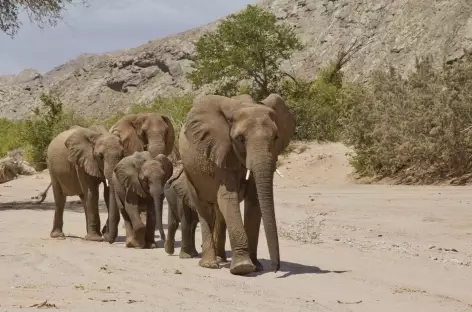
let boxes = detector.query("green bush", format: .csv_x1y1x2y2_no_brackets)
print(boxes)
0,118,25,157
21,93,93,170
280,62,354,141
343,54,472,184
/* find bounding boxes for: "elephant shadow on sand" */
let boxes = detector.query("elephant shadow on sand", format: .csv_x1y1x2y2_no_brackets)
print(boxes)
219,255,350,278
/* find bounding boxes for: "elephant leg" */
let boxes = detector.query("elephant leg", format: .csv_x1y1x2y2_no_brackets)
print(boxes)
144,200,157,249
195,201,219,269
124,202,146,248
189,213,199,256
213,207,227,263
179,203,197,258
217,182,255,275
83,185,103,242
244,179,263,272
101,183,110,236
79,194,88,232
164,201,179,255
50,179,66,239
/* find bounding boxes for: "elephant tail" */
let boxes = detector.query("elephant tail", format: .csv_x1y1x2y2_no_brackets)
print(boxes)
31,182,52,204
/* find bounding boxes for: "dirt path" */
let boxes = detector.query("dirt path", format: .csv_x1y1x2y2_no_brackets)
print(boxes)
1,143,471,311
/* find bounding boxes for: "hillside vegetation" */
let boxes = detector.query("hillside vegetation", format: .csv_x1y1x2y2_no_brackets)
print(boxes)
2,4,472,185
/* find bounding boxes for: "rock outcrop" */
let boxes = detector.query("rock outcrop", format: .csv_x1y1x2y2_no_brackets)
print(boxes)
1,0,471,119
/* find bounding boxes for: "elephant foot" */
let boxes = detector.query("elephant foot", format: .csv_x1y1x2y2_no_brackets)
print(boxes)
164,240,175,255
101,224,108,236
125,235,145,248
50,229,65,239
103,232,116,244
252,259,264,272
230,255,256,276
216,256,228,264
145,241,157,249
179,249,198,259
84,233,104,242
198,258,220,269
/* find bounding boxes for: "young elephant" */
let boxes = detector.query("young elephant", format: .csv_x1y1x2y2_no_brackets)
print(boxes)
107,151,173,248
164,165,199,258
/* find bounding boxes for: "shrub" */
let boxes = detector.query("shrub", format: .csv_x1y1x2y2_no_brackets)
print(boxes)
0,118,25,158
343,54,472,184
21,93,93,170
280,62,355,141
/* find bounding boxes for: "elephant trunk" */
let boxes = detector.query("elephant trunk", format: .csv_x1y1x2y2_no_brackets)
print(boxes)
151,185,166,241
107,175,119,243
104,154,122,244
147,132,167,157
247,146,280,272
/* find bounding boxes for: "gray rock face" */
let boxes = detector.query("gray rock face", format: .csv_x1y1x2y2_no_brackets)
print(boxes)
1,0,472,120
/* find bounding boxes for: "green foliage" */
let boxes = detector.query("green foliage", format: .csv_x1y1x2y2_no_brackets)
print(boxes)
343,54,472,184
188,4,303,99
0,0,88,38
280,62,353,141
0,119,25,157
21,93,92,170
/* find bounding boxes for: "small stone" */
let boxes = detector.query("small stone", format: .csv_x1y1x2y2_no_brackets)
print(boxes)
450,259,463,265
333,238,340,241
174,269,182,275
378,234,383,237
428,245,436,249
431,256,438,260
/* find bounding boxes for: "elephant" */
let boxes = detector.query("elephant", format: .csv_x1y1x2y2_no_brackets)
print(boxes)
106,151,173,248
109,112,175,241
178,93,295,275
47,125,124,241
163,165,200,259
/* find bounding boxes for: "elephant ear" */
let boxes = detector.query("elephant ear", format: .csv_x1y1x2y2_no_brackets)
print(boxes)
112,114,146,155
184,95,240,169
161,115,175,156
170,167,194,208
64,128,103,178
114,152,151,204
154,154,174,183
260,94,296,156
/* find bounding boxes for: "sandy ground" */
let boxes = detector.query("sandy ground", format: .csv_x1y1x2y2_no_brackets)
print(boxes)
0,142,471,312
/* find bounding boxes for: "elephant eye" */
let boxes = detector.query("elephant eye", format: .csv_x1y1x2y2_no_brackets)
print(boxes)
236,134,245,144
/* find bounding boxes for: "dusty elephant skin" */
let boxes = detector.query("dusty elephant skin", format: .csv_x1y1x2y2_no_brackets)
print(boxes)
109,112,175,240
107,151,173,248
179,93,295,275
164,165,200,259
47,125,124,241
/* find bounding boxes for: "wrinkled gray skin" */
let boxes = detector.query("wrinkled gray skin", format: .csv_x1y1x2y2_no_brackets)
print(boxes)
179,93,295,275
109,112,175,241
106,151,173,248
163,165,200,258
47,125,124,241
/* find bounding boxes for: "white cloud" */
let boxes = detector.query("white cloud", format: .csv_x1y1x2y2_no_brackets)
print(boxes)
0,0,258,75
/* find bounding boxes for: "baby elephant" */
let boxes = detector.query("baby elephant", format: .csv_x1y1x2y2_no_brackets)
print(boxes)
108,151,173,248
164,166,199,258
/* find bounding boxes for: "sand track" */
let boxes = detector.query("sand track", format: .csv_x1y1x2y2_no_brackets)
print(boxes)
1,142,471,311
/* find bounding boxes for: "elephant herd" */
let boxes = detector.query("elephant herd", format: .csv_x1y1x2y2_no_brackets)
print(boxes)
36,93,295,276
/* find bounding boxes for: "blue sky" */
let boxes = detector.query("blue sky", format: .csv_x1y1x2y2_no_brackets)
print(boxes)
0,0,257,75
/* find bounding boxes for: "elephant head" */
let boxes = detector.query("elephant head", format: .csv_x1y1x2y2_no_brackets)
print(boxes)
110,113,175,158
107,151,174,243
184,93,295,271
64,125,124,184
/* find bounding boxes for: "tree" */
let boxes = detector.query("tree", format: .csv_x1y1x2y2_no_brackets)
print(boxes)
187,5,303,99
0,0,88,38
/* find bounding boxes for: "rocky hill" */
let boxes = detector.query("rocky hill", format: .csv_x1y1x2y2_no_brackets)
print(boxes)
1,0,471,120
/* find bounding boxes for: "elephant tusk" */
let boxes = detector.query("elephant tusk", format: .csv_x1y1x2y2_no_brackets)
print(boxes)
245,169,251,180
275,168,284,178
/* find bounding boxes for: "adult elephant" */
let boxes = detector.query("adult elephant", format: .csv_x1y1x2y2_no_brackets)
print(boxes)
179,93,295,275
47,125,124,241
109,112,175,240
